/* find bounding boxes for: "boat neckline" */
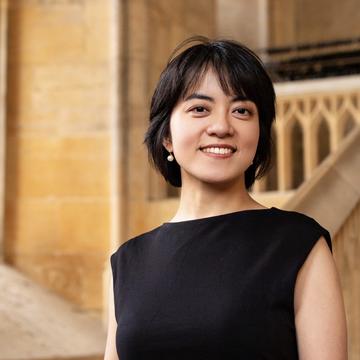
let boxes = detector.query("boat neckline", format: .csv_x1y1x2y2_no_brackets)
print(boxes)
162,206,277,225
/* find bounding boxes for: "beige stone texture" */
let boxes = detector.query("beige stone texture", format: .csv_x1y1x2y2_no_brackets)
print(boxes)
284,125,360,235
296,0,360,44
217,0,269,49
4,199,59,255
268,0,297,47
0,0,8,261
0,263,106,359
5,135,109,199
269,0,360,47
8,251,105,309
58,200,110,254
5,0,112,311
332,202,360,359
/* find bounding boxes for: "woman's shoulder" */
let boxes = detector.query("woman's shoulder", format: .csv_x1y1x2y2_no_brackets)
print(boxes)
111,225,163,257
271,206,326,227
271,207,332,252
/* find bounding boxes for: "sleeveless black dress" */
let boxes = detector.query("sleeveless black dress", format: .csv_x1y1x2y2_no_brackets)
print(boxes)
110,206,332,359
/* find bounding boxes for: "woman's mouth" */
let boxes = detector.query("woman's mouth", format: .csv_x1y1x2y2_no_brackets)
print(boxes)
200,146,236,158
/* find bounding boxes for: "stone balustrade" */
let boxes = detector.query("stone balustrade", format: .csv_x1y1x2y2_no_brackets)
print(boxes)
253,75,360,192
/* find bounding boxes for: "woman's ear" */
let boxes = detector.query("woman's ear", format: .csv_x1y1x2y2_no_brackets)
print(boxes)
162,137,173,152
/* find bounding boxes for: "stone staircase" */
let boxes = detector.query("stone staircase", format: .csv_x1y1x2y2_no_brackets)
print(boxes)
0,264,106,360
284,124,360,233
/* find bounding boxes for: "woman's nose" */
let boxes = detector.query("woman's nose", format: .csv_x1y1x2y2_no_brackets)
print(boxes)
206,114,234,137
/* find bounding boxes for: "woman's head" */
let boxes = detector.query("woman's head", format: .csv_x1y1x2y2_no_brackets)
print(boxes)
144,36,276,191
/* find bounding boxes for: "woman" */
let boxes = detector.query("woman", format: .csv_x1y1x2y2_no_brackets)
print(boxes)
105,37,347,359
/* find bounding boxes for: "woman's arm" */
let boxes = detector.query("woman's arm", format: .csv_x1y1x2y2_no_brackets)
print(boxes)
294,236,348,360
104,270,120,360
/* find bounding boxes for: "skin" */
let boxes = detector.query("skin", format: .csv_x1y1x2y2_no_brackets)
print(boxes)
163,68,266,222
104,270,119,360
105,68,347,359
294,237,348,359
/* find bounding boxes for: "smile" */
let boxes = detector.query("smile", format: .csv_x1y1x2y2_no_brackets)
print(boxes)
200,147,236,158
201,147,233,154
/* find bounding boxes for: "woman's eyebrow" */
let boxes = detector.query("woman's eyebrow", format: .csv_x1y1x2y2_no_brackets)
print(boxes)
184,93,249,103
184,93,214,102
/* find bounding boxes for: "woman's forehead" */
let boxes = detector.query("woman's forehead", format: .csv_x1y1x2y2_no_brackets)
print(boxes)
181,66,246,100
182,64,239,93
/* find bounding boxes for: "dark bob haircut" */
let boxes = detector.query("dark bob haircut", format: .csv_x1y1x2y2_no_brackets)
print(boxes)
143,36,276,191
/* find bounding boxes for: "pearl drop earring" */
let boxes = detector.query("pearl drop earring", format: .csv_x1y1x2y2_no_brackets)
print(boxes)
167,152,174,162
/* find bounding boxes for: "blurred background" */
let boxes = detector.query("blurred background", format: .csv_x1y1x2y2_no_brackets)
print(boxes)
0,0,359,359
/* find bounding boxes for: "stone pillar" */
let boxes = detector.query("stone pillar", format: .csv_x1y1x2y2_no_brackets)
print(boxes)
6,0,115,310
103,0,126,328
0,0,8,262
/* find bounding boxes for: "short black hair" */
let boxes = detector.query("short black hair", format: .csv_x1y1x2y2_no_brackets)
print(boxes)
143,36,276,191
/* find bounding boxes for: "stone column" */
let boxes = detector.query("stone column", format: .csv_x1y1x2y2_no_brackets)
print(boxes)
0,0,8,262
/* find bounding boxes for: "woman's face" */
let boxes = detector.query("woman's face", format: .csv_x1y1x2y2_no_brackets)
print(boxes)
163,68,260,188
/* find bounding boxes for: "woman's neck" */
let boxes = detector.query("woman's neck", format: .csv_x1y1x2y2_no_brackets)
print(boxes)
170,177,265,222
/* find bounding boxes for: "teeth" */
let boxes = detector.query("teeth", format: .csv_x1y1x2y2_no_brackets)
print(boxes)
202,147,233,154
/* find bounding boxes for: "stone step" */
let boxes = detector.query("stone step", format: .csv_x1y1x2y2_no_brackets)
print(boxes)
0,264,106,360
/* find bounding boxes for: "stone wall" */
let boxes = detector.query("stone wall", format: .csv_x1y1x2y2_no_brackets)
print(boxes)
217,0,360,48
216,0,268,49
5,0,112,310
296,0,360,44
269,0,360,47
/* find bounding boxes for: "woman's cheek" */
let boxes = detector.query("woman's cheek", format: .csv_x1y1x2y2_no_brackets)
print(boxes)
244,120,260,145
170,117,198,151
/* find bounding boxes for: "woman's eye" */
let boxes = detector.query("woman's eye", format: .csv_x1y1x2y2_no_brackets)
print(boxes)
191,106,208,113
234,108,251,116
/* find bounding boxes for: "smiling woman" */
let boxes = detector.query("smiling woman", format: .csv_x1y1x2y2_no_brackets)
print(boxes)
106,36,347,360
144,36,275,190
163,68,260,188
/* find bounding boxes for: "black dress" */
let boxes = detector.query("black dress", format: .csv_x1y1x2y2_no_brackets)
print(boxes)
110,206,332,359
